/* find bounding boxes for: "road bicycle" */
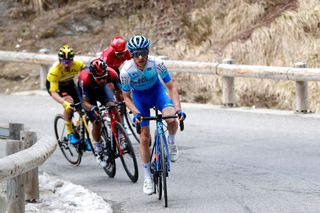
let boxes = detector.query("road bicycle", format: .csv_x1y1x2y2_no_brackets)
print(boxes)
100,102,138,182
54,102,93,166
54,102,138,182
136,107,184,207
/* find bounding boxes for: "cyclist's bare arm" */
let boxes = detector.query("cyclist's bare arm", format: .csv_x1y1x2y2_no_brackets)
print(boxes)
122,91,140,115
165,80,181,112
50,90,65,104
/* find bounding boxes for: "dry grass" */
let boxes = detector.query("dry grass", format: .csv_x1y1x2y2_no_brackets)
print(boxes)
168,0,320,112
5,0,320,112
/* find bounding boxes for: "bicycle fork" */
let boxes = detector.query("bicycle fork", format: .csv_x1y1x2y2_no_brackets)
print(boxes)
154,133,170,176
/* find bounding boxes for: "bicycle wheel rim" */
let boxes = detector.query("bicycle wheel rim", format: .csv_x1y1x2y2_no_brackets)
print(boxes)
116,122,139,182
54,114,81,165
101,127,116,178
160,136,168,207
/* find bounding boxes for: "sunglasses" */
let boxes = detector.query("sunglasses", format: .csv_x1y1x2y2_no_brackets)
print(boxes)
115,50,126,55
132,50,148,58
94,73,108,81
61,59,73,65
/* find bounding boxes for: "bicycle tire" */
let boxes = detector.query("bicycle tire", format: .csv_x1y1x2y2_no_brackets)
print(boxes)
54,114,82,166
124,107,140,143
160,135,168,207
157,169,162,200
115,122,139,182
101,127,116,178
154,135,162,200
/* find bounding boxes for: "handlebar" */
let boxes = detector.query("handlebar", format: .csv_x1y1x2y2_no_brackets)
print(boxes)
136,115,184,134
70,102,82,111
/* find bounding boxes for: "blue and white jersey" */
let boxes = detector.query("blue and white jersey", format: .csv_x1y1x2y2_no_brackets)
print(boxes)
120,56,171,94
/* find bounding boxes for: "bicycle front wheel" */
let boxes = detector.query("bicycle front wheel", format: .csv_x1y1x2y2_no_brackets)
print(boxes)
123,107,140,143
160,135,168,207
101,127,116,178
115,122,139,182
54,114,81,166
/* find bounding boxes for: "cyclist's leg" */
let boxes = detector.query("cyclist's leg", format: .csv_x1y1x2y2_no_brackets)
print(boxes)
48,80,78,143
155,87,179,162
61,82,80,142
155,85,178,137
132,92,154,194
83,99,101,142
82,98,105,157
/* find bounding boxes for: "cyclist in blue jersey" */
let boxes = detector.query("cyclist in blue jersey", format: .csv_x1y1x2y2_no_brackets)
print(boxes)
120,35,186,195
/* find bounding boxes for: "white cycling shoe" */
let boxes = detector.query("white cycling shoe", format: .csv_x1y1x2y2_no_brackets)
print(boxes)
143,178,154,195
94,142,106,167
169,143,180,162
96,156,107,167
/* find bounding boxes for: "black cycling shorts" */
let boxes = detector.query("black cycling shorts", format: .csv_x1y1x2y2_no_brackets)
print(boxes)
46,80,80,103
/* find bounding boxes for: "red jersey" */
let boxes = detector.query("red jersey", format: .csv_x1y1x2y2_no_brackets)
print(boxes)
78,67,121,92
100,47,131,74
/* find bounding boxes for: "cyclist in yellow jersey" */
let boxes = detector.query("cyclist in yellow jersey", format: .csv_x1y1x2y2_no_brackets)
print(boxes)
46,45,85,144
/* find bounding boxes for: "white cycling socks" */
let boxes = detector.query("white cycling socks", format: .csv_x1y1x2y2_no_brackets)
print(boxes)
143,162,152,179
168,134,175,144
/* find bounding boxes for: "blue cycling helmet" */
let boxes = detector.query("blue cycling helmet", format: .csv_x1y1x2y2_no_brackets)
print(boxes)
127,35,150,53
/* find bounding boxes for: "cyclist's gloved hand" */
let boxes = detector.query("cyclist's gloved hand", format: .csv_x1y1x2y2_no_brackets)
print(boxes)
90,106,100,121
176,110,186,121
90,106,99,113
133,113,142,124
63,101,72,112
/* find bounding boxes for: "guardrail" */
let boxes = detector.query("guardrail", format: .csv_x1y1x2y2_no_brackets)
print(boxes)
0,123,56,213
0,50,319,113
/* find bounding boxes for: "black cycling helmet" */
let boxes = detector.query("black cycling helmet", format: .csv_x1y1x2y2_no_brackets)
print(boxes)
89,58,108,78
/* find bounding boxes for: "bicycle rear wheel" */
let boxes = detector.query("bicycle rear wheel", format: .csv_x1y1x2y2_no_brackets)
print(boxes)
124,107,140,143
54,114,81,166
115,122,139,182
160,136,168,207
101,127,116,178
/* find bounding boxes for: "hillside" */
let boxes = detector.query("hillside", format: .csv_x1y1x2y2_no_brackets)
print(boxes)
1,0,320,111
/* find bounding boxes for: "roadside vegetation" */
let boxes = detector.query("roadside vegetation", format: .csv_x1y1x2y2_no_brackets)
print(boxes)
2,0,320,111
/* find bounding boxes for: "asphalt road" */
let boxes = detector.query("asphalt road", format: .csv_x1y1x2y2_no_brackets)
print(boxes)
1,92,320,213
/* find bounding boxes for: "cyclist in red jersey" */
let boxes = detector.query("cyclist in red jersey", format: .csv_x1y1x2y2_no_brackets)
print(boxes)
100,35,131,75
78,58,121,166
101,36,131,118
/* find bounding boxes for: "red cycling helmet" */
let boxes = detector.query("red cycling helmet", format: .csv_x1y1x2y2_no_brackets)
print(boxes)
110,36,127,52
89,58,108,78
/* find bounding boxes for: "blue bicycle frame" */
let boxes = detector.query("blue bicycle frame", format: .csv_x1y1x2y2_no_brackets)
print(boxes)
153,118,171,175
136,107,184,207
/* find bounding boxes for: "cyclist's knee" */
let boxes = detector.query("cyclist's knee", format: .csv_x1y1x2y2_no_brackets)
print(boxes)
140,137,150,147
63,96,74,103
166,118,177,126
140,129,150,145
106,101,116,107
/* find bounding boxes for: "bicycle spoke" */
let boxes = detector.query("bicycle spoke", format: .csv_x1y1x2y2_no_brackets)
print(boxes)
54,114,81,166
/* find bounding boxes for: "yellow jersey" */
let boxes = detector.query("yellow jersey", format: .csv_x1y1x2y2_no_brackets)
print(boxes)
47,59,85,92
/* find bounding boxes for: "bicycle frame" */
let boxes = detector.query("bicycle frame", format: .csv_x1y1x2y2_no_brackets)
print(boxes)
72,103,94,155
151,114,171,175
101,104,124,156
138,108,183,174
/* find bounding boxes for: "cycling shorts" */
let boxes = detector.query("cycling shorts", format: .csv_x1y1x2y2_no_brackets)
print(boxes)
132,82,174,127
46,80,80,103
80,86,115,121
